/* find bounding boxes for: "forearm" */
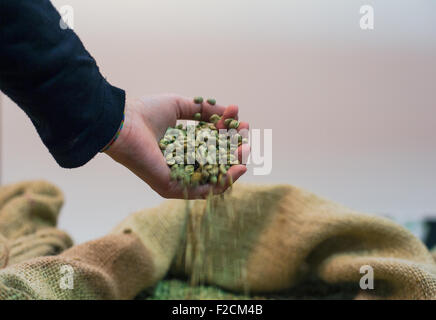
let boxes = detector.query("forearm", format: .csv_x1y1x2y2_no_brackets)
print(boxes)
0,0,124,168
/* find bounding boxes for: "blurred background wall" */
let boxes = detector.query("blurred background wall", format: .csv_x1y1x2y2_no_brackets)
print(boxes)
1,0,435,243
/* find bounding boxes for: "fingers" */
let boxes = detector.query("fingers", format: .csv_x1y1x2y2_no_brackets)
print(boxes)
237,121,249,132
163,179,209,199
222,165,247,190
200,101,229,122
236,143,251,164
162,164,247,200
174,95,243,132
174,96,226,121
207,165,247,197
215,105,239,130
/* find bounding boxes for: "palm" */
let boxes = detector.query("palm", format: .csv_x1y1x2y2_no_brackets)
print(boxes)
105,94,249,199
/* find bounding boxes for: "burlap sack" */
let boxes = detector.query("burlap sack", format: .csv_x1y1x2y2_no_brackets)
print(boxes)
6,228,72,266
0,233,8,269
0,180,65,239
0,181,73,269
0,181,435,299
0,181,151,299
0,233,153,300
115,183,436,299
111,200,189,285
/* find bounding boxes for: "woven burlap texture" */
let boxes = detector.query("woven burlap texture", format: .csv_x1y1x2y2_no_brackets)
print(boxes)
0,180,435,299
0,181,72,267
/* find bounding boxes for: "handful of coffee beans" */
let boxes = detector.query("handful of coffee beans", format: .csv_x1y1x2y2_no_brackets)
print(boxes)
159,97,247,187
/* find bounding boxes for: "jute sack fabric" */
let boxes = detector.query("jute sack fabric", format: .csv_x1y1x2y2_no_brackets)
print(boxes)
0,233,154,300
114,183,436,299
0,181,153,299
0,181,73,267
0,180,64,239
0,181,435,299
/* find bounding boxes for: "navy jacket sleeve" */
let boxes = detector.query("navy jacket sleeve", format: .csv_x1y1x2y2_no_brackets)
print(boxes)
0,0,125,168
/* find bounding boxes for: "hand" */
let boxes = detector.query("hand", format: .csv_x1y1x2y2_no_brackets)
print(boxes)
104,94,250,199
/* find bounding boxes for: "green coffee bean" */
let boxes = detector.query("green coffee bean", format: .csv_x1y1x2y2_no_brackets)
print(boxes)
211,166,219,176
219,164,227,175
191,172,202,184
224,118,233,127
170,171,178,180
206,155,214,164
210,175,217,185
218,174,226,187
194,113,202,121
193,96,204,104
229,120,239,129
174,155,183,164
209,114,221,124
183,175,191,186
177,169,184,180
207,98,216,105
185,165,195,173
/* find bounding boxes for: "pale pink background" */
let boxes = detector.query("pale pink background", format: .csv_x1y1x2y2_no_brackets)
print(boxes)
1,0,435,243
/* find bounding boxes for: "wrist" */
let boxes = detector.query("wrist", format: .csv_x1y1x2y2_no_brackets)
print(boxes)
100,111,125,153
103,98,136,158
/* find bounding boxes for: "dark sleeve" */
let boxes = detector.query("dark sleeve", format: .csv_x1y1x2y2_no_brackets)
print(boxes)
0,0,125,168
